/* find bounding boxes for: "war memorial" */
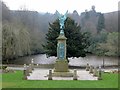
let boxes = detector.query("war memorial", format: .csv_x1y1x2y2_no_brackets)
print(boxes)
22,11,102,80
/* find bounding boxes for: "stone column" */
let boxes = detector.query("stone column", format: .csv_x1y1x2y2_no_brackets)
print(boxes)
28,64,32,73
86,63,90,71
31,59,34,70
48,70,52,80
37,64,39,66
98,66,102,80
89,65,93,74
73,69,77,80
57,33,67,60
26,66,30,76
93,67,97,77
54,33,69,72
23,64,27,80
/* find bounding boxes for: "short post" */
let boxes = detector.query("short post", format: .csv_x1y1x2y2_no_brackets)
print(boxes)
23,64,27,80
89,65,93,74
31,59,34,70
23,64,26,75
98,65,102,80
26,66,30,76
48,70,52,80
37,64,39,66
29,64,32,73
93,67,97,77
103,58,105,68
86,63,90,71
73,69,77,80
36,64,39,68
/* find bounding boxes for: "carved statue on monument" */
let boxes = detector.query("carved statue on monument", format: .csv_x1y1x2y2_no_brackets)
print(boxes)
56,10,68,30
56,10,68,61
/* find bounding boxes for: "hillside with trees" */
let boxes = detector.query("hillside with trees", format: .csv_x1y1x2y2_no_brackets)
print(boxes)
79,6,119,56
104,11,118,32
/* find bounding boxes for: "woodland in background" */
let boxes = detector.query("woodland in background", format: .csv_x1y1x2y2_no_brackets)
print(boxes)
1,1,119,63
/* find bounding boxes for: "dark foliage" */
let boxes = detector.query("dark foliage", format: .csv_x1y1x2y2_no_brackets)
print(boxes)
43,17,90,58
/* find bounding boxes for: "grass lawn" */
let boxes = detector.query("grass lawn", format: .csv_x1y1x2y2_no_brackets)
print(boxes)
1,70,118,88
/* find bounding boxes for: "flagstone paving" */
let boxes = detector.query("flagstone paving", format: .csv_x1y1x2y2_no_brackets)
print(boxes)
27,69,98,80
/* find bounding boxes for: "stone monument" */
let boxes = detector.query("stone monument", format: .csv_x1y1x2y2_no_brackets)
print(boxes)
54,10,68,72
53,11,73,77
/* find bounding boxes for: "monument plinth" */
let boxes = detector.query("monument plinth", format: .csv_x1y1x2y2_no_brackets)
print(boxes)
54,30,69,72
53,31,73,76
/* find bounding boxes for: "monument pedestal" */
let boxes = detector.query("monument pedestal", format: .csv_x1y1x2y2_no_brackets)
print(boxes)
53,59,73,77
54,59,68,72
52,71,73,77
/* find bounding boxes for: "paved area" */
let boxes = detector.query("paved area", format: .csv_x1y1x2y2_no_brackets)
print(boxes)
7,67,118,72
27,69,98,80
2,67,118,80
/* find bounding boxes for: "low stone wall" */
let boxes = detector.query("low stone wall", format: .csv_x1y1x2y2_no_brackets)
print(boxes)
4,64,54,68
2,64,119,69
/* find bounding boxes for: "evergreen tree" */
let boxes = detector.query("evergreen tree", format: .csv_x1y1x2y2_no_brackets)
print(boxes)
43,17,90,58
97,13,105,33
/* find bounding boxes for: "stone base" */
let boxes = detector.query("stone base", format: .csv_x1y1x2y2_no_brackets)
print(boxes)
53,59,73,77
98,77,102,80
54,59,69,72
22,76,27,80
86,68,89,71
52,71,74,77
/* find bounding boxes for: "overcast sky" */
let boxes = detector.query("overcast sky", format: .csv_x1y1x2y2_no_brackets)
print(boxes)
2,0,119,14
